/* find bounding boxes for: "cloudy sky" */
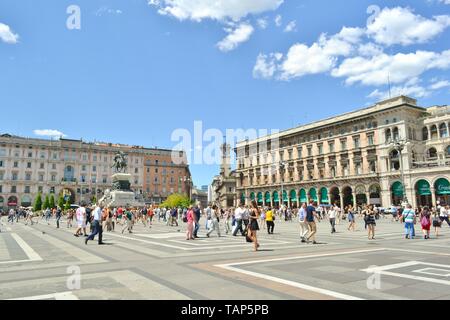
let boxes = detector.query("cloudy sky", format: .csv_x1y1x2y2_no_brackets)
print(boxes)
0,0,449,186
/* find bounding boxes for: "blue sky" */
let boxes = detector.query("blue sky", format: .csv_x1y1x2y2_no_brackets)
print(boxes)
1,0,449,187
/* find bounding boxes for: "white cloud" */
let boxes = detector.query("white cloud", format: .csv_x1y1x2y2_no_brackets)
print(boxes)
367,7,450,46
149,0,283,22
256,27,364,80
331,50,450,86
253,53,282,79
0,23,19,44
368,84,430,100
284,20,297,33
216,23,254,52
429,80,450,90
257,18,268,29
274,14,282,27
33,129,67,139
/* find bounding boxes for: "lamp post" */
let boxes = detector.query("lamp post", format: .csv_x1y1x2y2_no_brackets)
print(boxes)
183,176,192,200
391,138,408,205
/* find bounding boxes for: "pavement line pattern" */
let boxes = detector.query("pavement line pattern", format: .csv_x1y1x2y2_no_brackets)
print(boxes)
8,291,79,300
22,226,107,264
216,248,385,267
214,248,387,300
7,233,43,262
218,265,363,300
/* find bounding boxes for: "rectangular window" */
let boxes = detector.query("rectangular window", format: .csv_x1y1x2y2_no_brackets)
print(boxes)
28,152,33,158
40,152,45,159
38,186,43,193
0,160,3,167
0,149,6,157
25,173,31,181
318,144,323,155
40,163,44,169
135,168,138,174
329,142,335,153
12,173,18,181
52,163,56,170
50,187,55,194
307,147,312,157
103,177,107,184
39,174,44,182
13,161,18,168
0,172,3,180
368,135,374,146
51,175,56,182
0,185,2,193
53,153,57,160
81,175,86,183
82,165,86,171
93,155,97,162
354,137,360,149
83,155,87,161
341,140,347,151
27,162,32,168
93,165,97,172
11,186,17,193
25,186,31,193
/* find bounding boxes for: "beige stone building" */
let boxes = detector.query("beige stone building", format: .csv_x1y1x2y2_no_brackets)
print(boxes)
0,134,190,210
211,143,237,208
235,96,450,210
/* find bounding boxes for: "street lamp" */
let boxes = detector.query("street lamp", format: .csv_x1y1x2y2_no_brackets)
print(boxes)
391,138,408,205
183,176,192,200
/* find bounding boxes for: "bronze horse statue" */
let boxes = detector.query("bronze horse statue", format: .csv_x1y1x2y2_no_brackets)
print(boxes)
111,151,128,173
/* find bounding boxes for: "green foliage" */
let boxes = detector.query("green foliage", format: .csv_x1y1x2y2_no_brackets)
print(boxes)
49,195,55,209
33,193,42,212
91,196,97,204
64,199,71,211
161,194,192,208
58,196,65,209
43,195,50,210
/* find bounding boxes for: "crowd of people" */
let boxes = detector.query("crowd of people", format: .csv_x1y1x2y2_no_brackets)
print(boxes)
2,200,449,248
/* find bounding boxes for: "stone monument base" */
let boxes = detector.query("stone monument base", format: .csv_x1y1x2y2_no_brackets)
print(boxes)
98,173,145,208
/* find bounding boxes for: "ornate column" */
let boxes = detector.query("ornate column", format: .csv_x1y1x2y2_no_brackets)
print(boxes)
352,190,357,208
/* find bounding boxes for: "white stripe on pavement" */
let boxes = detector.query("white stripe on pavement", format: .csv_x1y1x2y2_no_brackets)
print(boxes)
8,291,79,300
10,233,43,262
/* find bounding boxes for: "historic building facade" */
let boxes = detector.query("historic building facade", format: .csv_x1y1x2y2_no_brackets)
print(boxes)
235,96,450,210
0,134,190,210
211,143,237,208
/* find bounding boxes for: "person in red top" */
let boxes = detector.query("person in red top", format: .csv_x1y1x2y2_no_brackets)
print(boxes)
117,207,124,225
147,207,154,226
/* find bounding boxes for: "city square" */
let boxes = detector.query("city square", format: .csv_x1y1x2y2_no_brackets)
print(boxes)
1,0,450,304
1,214,450,300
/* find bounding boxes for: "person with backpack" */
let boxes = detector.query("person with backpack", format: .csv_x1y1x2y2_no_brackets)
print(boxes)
420,206,431,239
401,204,416,239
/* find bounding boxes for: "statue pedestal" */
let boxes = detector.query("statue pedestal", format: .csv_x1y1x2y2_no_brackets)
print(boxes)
98,173,145,208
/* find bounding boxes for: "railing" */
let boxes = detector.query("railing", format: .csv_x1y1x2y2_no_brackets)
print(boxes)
412,158,450,169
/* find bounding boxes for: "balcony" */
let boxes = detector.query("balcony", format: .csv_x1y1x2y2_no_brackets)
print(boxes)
412,158,450,169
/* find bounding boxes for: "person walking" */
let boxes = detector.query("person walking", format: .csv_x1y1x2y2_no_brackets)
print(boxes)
305,201,319,244
329,206,337,234
420,206,431,239
366,205,376,240
298,203,309,242
206,205,221,237
432,209,442,237
85,204,105,245
55,207,62,229
401,204,415,240
121,208,134,234
186,206,195,240
347,205,356,231
439,205,450,227
265,207,275,234
248,201,260,252
233,202,245,236
224,208,232,234
74,204,87,237
193,205,201,238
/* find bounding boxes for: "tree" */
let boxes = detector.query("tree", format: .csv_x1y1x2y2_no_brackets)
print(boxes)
58,196,65,209
33,193,43,212
161,194,192,208
91,196,97,204
49,194,55,209
43,195,50,210
64,199,71,211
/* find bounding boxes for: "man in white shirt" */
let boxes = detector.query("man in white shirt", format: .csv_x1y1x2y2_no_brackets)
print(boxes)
85,204,105,245
298,203,308,242
233,203,245,236
74,204,87,237
440,205,450,227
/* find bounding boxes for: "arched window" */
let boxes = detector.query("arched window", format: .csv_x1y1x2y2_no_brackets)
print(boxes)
389,150,400,170
430,125,438,139
385,129,392,143
427,148,437,159
446,146,450,158
393,127,399,141
439,123,448,138
422,127,429,141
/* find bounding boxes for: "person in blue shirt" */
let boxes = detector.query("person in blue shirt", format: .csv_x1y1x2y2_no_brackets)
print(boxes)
305,201,319,244
402,204,415,239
